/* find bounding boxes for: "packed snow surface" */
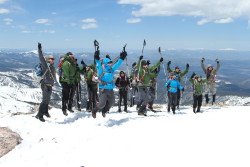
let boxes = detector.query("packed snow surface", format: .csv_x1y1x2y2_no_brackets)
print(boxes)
0,105,250,167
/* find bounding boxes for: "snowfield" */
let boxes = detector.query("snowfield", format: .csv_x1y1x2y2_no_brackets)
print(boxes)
0,105,250,167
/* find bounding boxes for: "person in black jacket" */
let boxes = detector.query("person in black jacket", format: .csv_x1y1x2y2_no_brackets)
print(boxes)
35,43,56,122
115,71,130,112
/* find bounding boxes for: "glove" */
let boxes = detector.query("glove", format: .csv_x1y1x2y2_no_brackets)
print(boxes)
38,42,42,50
191,72,196,79
120,51,127,60
186,64,189,68
94,50,100,60
139,55,143,60
160,57,163,62
216,58,219,63
182,88,184,92
201,57,205,63
167,61,171,66
81,59,85,65
106,54,111,59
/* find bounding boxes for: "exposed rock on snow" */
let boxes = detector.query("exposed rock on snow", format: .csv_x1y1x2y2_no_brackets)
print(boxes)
0,127,22,158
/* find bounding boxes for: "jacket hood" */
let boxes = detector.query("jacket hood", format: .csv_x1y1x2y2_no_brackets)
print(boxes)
103,58,112,66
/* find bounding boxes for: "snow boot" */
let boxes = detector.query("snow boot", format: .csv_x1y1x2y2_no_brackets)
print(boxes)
138,105,147,116
167,105,171,113
212,94,216,105
196,106,201,113
172,106,176,114
148,105,156,113
102,111,106,118
193,107,196,114
92,111,96,118
205,94,209,104
35,115,45,122
43,104,51,118
124,106,128,113
118,108,122,112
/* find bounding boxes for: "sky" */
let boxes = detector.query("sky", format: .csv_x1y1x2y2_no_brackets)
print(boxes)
1,0,250,51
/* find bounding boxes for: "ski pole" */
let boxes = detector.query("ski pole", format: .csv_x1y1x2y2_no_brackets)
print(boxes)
158,47,167,78
137,40,146,79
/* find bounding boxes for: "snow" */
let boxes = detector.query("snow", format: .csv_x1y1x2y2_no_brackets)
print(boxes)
1,105,250,167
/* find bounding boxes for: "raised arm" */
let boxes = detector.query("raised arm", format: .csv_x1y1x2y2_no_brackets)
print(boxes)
38,43,47,68
214,60,220,73
201,58,206,73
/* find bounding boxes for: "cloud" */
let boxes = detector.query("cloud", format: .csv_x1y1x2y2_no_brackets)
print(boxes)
3,18,12,24
118,0,250,25
21,30,32,34
81,23,98,29
0,8,9,14
0,0,7,4
35,19,50,24
40,30,56,34
81,18,98,29
127,18,141,23
214,18,234,24
81,18,96,23
51,12,57,15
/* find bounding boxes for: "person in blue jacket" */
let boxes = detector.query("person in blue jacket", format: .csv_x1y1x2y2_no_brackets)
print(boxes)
92,50,127,118
165,73,184,114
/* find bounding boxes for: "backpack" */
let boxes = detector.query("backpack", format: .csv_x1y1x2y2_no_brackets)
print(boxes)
33,63,48,83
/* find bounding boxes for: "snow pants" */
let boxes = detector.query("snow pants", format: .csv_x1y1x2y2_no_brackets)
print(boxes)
204,82,216,95
92,89,115,114
37,83,52,117
87,86,98,110
75,83,81,109
61,82,76,111
167,91,177,113
118,90,128,109
148,86,156,107
193,94,202,108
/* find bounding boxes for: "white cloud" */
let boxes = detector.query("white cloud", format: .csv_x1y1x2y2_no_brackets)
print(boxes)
127,18,141,23
3,18,13,24
0,8,9,14
0,0,7,4
35,19,49,24
81,23,98,29
118,0,250,25
214,18,234,24
81,18,96,23
219,48,236,51
40,30,56,34
21,30,32,33
51,12,57,15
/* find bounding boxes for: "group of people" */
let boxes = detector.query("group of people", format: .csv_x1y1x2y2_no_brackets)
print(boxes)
35,43,220,122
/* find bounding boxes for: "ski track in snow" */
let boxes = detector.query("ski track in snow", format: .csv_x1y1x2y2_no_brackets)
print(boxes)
0,105,250,167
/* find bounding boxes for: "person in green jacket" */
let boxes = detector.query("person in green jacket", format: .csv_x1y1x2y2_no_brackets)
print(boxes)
167,61,189,108
147,60,161,112
189,72,207,113
60,52,77,116
136,56,163,116
84,63,99,112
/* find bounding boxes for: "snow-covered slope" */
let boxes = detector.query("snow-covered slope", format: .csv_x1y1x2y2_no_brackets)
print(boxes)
0,105,250,167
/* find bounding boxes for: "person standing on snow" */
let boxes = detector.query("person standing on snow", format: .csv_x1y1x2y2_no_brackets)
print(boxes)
60,52,77,116
84,63,99,112
201,58,220,105
91,49,127,118
189,73,207,113
147,60,161,112
137,56,163,116
129,62,138,107
35,43,57,122
115,71,130,112
73,59,85,111
165,73,184,114
167,61,189,109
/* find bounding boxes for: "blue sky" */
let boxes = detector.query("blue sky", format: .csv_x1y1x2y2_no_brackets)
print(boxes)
1,0,250,51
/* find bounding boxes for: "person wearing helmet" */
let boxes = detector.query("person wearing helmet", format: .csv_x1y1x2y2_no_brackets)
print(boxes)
91,49,127,118
115,71,130,112
189,72,207,113
201,58,220,105
167,61,189,109
164,73,184,114
136,55,163,116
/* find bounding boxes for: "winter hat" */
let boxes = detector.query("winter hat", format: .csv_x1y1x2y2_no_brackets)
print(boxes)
120,71,125,75
132,62,136,68
207,64,213,68
141,60,147,66
175,66,180,69
46,55,56,60
66,52,73,56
